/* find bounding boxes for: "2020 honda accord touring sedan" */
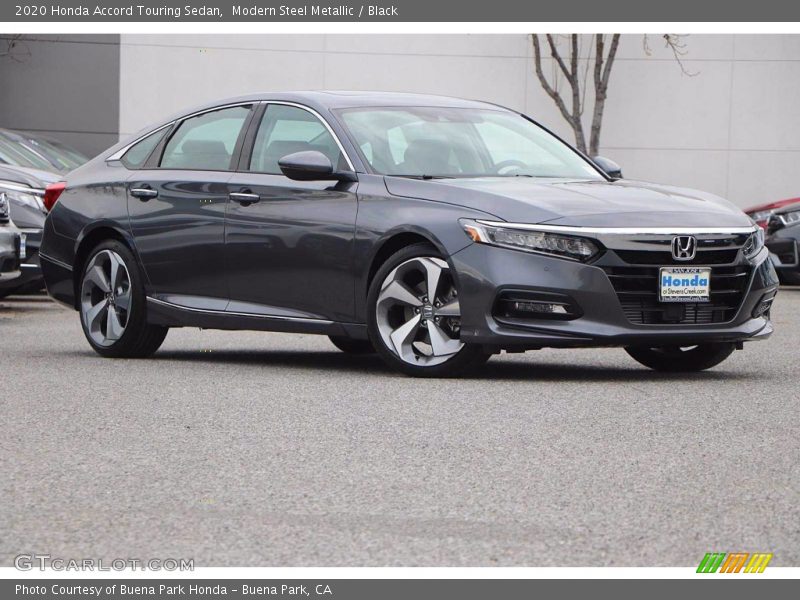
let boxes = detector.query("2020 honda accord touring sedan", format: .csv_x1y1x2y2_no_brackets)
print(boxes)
38,91,779,376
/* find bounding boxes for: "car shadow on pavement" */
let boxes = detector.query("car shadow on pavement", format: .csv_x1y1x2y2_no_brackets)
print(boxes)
473,359,759,383
152,349,395,375
0,294,57,316
148,348,761,383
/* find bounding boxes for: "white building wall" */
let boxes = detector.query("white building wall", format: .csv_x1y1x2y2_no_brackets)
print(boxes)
120,34,800,208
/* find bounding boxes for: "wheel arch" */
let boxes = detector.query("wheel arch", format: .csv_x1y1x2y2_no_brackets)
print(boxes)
365,229,445,295
356,226,466,324
72,223,139,309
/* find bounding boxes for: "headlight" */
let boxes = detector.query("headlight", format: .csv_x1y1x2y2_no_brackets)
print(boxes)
778,209,800,227
748,210,774,223
0,180,46,213
460,219,601,262
742,227,765,259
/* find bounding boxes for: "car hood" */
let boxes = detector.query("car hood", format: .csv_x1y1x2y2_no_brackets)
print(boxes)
0,164,61,190
384,177,753,228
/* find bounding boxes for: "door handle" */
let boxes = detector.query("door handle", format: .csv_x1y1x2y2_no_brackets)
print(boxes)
229,191,261,205
130,187,158,201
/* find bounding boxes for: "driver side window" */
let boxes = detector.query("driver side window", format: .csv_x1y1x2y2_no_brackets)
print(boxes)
249,104,344,174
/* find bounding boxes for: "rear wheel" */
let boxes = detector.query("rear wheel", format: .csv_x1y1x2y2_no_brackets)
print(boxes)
328,335,375,354
367,244,489,377
79,240,167,358
625,343,736,372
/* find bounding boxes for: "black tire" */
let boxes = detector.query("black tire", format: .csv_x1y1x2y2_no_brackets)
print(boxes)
366,243,490,377
328,335,375,354
79,240,168,358
625,343,736,372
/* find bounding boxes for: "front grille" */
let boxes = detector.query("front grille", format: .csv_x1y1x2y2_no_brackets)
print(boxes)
603,265,751,325
614,248,740,265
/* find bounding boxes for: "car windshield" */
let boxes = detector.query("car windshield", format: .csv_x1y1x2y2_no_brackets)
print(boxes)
0,134,54,171
336,106,604,179
24,136,88,171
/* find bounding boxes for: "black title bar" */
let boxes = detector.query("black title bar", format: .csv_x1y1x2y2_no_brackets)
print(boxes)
3,0,800,22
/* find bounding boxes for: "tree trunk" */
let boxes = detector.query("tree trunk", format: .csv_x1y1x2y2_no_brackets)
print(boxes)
531,34,621,157
588,34,620,156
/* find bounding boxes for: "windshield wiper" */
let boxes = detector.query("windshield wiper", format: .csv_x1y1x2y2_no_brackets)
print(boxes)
392,174,455,180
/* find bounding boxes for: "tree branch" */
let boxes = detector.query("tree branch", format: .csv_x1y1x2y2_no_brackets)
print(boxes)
531,36,576,128
0,35,29,62
662,34,698,77
546,34,572,80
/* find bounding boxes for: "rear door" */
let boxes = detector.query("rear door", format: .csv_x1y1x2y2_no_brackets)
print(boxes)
126,104,254,307
224,103,358,322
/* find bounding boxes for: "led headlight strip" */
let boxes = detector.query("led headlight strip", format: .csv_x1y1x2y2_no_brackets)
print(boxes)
742,227,765,259
460,219,601,262
778,209,800,226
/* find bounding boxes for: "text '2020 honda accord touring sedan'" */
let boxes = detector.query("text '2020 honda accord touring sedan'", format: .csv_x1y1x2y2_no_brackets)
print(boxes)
38,92,779,376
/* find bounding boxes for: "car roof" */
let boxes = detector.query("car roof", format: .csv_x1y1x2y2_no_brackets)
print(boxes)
194,91,503,111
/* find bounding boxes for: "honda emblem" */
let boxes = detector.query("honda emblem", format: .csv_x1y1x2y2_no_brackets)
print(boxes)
671,235,697,261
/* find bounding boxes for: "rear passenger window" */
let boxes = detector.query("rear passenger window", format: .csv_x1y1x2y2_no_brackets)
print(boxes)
120,127,169,169
249,104,344,174
160,106,251,171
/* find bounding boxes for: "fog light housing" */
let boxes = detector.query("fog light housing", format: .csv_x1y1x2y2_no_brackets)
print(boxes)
511,301,569,315
494,290,582,322
752,291,777,318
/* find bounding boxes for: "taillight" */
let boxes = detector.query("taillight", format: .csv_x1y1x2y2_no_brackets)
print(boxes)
43,181,66,212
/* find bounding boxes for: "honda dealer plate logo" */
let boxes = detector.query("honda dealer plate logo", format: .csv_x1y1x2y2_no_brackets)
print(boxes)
671,235,697,261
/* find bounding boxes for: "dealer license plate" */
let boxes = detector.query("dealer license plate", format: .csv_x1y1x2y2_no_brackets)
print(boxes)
659,267,711,302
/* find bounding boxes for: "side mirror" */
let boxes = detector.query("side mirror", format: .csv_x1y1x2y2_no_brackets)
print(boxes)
278,150,356,182
592,155,623,179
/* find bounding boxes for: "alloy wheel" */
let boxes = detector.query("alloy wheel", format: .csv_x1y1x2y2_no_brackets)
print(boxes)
80,249,132,347
375,256,463,367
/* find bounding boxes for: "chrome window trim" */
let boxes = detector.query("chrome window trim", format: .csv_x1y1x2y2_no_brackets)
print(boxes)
107,100,356,172
106,122,176,162
475,220,758,236
256,100,356,172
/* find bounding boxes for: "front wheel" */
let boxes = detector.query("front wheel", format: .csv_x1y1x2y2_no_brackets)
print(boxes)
79,240,168,358
625,343,736,372
367,244,489,377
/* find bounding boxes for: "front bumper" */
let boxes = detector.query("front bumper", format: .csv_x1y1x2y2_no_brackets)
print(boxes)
0,227,42,291
451,243,778,349
766,237,798,274
0,226,21,282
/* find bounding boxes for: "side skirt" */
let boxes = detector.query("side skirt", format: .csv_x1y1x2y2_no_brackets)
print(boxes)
146,296,367,338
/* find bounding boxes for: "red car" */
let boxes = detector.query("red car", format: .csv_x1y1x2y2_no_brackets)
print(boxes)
745,197,800,229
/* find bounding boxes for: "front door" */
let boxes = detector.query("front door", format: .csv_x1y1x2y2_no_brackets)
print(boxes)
225,103,358,322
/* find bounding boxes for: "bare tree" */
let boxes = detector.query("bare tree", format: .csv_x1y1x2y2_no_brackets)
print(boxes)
531,34,695,156
0,35,29,61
